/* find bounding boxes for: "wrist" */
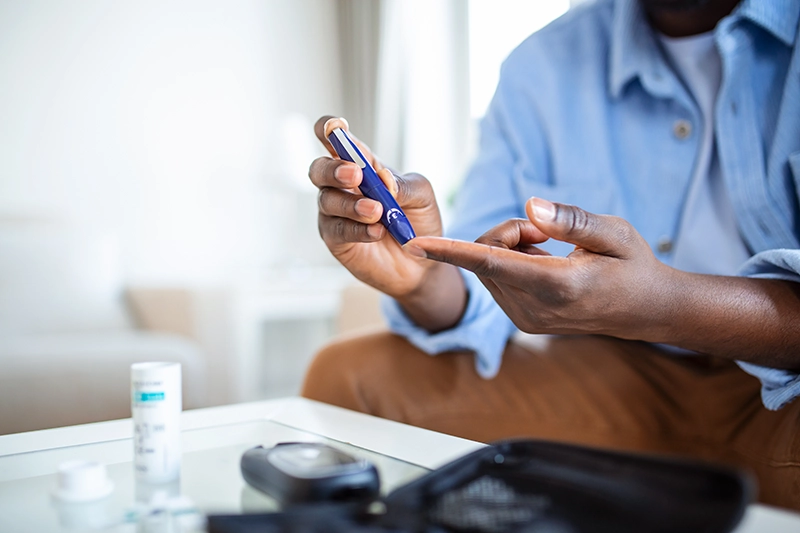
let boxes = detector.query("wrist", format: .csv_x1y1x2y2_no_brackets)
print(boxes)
396,262,467,333
612,263,688,344
631,266,716,346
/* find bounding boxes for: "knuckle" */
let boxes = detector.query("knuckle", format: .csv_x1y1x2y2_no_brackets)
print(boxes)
308,157,328,179
329,216,371,243
537,272,583,306
558,274,584,303
409,172,434,193
397,172,433,205
473,247,504,278
355,222,379,242
333,217,349,240
608,216,637,246
476,219,526,248
318,188,355,219
394,173,411,197
560,204,595,238
317,188,332,215
474,234,494,246
319,214,352,244
309,157,339,188
318,214,335,243
319,214,375,245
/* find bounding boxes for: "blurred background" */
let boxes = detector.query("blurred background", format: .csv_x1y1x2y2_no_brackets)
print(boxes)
0,0,582,434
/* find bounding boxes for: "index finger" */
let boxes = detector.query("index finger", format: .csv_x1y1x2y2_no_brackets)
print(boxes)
476,218,551,251
407,236,567,286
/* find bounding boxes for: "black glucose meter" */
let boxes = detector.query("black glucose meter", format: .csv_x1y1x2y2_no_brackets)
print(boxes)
240,442,380,506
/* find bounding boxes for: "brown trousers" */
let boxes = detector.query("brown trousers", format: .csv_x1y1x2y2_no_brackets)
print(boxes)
301,331,800,510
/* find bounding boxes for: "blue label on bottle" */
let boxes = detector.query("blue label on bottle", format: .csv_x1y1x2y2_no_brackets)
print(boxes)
135,392,165,402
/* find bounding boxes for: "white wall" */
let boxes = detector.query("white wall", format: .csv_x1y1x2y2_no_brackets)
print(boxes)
0,0,342,284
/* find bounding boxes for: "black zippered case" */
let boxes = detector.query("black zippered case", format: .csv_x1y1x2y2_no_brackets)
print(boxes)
208,439,754,533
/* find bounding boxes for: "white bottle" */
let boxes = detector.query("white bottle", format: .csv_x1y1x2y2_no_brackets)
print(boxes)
131,362,182,483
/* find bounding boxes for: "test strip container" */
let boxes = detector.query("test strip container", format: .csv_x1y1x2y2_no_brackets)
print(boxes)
131,362,182,483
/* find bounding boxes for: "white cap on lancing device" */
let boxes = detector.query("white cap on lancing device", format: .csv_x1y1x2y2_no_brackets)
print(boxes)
52,460,114,502
131,362,182,483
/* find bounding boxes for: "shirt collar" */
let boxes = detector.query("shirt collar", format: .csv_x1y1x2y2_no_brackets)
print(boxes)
734,0,800,46
608,0,800,99
608,0,672,99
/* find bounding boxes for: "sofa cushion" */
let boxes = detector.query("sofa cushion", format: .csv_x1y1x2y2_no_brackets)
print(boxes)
0,331,207,434
0,219,131,334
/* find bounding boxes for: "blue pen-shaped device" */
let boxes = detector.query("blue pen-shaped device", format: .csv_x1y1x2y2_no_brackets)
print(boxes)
327,128,416,245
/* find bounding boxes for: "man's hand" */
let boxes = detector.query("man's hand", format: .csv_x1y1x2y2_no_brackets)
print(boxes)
309,116,467,332
406,197,675,339
407,197,800,368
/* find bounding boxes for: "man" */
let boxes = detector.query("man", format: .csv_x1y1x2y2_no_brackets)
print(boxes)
303,0,800,509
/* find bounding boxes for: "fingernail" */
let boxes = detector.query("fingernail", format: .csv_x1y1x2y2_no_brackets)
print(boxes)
367,224,384,239
355,199,377,218
334,165,345,183
531,197,556,221
403,243,427,259
334,165,351,185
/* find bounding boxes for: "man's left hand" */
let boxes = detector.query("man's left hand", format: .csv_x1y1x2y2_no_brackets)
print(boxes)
405,197,678,341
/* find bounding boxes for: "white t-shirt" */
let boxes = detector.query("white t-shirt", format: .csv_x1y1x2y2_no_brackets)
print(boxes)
658,31,751,275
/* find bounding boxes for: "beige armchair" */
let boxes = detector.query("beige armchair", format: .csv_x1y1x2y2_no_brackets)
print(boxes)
336,281,387,336
0,218,233,435
0,287,230,435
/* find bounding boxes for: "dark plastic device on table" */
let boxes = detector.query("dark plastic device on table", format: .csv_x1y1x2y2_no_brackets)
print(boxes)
212,439,753,533
240,442,380,506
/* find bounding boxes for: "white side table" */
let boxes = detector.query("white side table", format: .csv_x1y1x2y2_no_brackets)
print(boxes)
231,266,356,401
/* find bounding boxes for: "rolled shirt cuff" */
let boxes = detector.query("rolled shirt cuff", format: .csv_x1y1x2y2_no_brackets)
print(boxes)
382,270,516,378
736,249,800,409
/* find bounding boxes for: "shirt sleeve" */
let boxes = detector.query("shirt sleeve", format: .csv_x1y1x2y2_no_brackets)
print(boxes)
735,248,800,410
381,271,516,378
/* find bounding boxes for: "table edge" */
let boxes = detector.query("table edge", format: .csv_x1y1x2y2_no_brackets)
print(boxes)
0,397,483,470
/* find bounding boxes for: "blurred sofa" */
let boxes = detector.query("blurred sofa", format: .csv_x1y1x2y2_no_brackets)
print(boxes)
0,217,232,435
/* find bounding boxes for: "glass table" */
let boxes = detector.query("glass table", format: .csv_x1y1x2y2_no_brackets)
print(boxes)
0,398,480,532
1,398,799,532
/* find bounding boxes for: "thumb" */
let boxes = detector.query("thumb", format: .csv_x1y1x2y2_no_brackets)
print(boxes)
377,167,399,198
525,197,633,257
317,116,386,172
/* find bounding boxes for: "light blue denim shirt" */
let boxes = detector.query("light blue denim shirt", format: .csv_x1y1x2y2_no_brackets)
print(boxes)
384,0,800,410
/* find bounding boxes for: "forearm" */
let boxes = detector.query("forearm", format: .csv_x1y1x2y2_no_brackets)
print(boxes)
396,262,467,333
648,270,800,369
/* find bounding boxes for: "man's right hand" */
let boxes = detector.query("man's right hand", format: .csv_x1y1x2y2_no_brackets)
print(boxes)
309,116,466,332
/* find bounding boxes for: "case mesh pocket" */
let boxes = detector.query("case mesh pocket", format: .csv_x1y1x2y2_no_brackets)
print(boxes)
428,475,571,533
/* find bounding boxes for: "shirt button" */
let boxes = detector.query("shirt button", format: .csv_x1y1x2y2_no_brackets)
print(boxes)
657,236,673,254
673,119,692,140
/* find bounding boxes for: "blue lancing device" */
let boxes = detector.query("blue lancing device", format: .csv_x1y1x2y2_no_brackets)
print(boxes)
327,128,416,245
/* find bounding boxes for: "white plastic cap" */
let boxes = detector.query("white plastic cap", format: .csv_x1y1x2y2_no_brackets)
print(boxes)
52,460,114,502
